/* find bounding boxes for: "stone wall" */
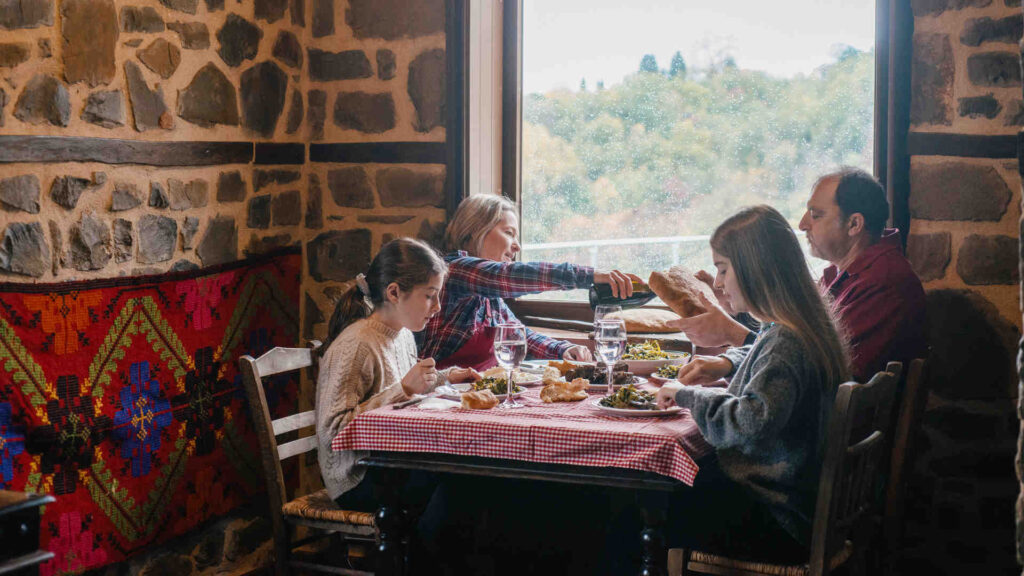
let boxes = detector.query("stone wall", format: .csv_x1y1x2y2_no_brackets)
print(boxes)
0,0,449,574
902,1,1022,574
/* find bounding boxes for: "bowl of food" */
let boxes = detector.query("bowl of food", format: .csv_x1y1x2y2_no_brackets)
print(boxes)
619,340,690,376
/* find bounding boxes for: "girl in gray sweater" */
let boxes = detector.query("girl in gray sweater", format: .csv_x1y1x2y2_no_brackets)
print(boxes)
656,205,849,558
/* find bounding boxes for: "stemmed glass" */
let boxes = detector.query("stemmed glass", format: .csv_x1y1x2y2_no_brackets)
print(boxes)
493,323,528,409
595,319,627,396
593,305,621,385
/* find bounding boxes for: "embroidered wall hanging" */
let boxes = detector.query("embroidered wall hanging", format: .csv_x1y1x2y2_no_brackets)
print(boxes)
0,249,302,575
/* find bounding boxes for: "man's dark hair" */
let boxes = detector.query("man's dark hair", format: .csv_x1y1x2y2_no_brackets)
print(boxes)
817,167,890,237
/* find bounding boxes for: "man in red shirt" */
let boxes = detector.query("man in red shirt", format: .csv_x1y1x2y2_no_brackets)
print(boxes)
675,168,927,382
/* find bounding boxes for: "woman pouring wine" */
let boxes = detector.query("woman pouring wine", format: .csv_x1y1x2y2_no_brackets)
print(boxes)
416,194,640,371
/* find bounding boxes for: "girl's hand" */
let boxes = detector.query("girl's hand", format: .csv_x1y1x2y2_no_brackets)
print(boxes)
402,358,439,396
694,269,734,315
675,356,732,386
563,345,593,361
593,270,643,298
446,367,481,384
656,382,684,409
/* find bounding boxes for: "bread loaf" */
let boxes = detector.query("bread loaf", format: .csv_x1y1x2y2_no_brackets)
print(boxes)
461,389,499,409
605,308,683,333
648,266,717,318
540,377,589,403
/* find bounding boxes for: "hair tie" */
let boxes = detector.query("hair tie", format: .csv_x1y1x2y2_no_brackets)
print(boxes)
355,273,371,296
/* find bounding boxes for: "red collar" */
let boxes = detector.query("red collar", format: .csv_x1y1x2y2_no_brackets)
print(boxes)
822,229,903,284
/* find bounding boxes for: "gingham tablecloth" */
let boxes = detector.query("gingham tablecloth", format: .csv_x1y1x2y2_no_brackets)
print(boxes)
331,387,714,486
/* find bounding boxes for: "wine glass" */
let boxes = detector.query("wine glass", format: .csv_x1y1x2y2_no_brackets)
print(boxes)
595,319,627,396
493,323,528,409
593,305,621,384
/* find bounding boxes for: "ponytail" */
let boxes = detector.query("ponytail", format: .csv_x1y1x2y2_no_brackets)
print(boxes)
321,284,372,355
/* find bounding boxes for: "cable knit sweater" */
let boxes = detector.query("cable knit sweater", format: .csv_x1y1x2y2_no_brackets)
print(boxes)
673,324,836,546
316,316,416,500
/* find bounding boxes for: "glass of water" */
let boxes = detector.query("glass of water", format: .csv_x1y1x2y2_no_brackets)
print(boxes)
494,323,528,409
595,319,627,396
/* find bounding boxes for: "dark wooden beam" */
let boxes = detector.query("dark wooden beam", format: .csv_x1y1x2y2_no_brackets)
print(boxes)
445,0,470,221
254,143,305,165
0,136,253,165
309,142,447,164
908,132,1018,158
887,0,913,245
501,0,522,205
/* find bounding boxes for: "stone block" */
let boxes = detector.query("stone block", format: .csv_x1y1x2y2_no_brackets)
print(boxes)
333,92,395,133
377,167,444,208
125,61,170,131
306,174,323,229
417,219,445,249
170,259,198,271
177,63,239,127
956,234,1019,285
312,0,333,37
196,216,237,266
255,0,287,23
113,218,132,262
0,222,48,277
241,61,287,137
409,49,445,132
50,176,92,209
908,233,952,281
961,16,1022,47
167,178,208,210
0,89,6,127
272,190,301,226
272,30,302,69
285,89,303,134
205,0,222,11
958,94,1001,119
0,175,40,213
912,0,992,16
308,90,326,140
909,162,1010,221
216,171,246,202
138,554,195,576
181,216,199,250
1003,100,1024,125
327,167,374,208
48,220,60,275
0,0,53,29
307,229,372,282
244,233,293,256
303,292,324,340
168,21,209,49
61,0,118,87
120,6,163,32
111,183,143,211
967,52,1021,87
248,195,271,229
345,0,444,40
912,34,954,125
138,38,181,79
0,43,30,67
217,14,261,68
926,289,1019,400
14,74,70,127
377,49,396,80
69,212,111,270
149,182,169,208
158,0,196,15
82,90,125,128
254,169,300,191
308,49,372,81
290,0,303,26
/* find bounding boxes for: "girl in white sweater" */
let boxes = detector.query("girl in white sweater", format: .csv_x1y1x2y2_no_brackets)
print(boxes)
316,237,478,507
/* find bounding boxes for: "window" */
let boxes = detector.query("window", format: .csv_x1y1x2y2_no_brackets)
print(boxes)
466,1,893,318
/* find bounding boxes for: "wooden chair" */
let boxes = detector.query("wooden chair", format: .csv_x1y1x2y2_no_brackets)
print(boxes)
239,343,376,576
669,367,899,576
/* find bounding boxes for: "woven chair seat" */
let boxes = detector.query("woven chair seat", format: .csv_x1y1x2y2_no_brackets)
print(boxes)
687,541,852,576
281,489,376,527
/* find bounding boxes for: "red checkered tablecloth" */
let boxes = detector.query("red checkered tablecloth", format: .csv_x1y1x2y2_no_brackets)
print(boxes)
331,387,714,486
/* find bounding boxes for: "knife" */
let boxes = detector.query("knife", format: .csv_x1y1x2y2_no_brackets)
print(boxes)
393,395,429,409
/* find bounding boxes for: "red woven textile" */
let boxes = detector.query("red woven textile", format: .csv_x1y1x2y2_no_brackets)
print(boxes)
332,387,714,485
0,249,301,575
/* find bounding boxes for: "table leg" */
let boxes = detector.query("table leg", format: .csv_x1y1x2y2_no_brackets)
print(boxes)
636,491,668,576
375,469,409,576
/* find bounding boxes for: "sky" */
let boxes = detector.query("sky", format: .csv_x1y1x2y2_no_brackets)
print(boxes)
522,0,876,95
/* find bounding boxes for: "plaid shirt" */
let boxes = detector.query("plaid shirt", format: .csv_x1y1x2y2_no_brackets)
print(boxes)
416,251,594,363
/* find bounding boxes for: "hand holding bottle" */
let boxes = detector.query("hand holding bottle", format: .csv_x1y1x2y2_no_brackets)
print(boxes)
592,270,642,299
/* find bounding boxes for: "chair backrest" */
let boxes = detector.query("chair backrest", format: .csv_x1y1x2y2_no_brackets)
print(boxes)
883,357,928,544
808,368,898,576
239,342,321,524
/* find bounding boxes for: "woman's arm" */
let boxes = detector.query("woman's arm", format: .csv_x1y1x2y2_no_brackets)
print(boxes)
446,254,593,299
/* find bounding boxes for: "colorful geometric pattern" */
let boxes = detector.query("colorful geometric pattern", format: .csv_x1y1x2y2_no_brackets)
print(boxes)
0,249,301,575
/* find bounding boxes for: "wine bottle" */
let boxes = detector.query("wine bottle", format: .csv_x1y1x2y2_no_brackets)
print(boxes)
588,280,657,310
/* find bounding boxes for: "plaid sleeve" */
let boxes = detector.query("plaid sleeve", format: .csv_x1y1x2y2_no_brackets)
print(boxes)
445,253,593,299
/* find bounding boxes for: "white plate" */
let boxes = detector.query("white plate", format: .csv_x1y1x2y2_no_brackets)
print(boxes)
621,354,691,376
591,399,682,417
586,375,648,389
438,383,527,401
647,374,678,386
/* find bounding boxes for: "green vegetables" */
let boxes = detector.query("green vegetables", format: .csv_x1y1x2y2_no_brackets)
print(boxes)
622,340,674,360
598,384,657,410
473,377,523,395
654,363,682,379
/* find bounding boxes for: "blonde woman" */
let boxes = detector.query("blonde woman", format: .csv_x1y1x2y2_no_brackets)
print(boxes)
417,194,639,370
654,205,850,560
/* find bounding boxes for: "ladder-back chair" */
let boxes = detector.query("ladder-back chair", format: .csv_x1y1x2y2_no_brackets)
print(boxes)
671,367,899,576
882,358,928,565
239,343,376,576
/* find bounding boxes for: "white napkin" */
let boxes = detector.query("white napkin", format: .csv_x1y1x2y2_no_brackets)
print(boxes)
418,397,461,410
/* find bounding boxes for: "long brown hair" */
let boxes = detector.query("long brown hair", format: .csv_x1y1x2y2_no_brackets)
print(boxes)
444,194,516,255
710,205,850,388
322,237,446,353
